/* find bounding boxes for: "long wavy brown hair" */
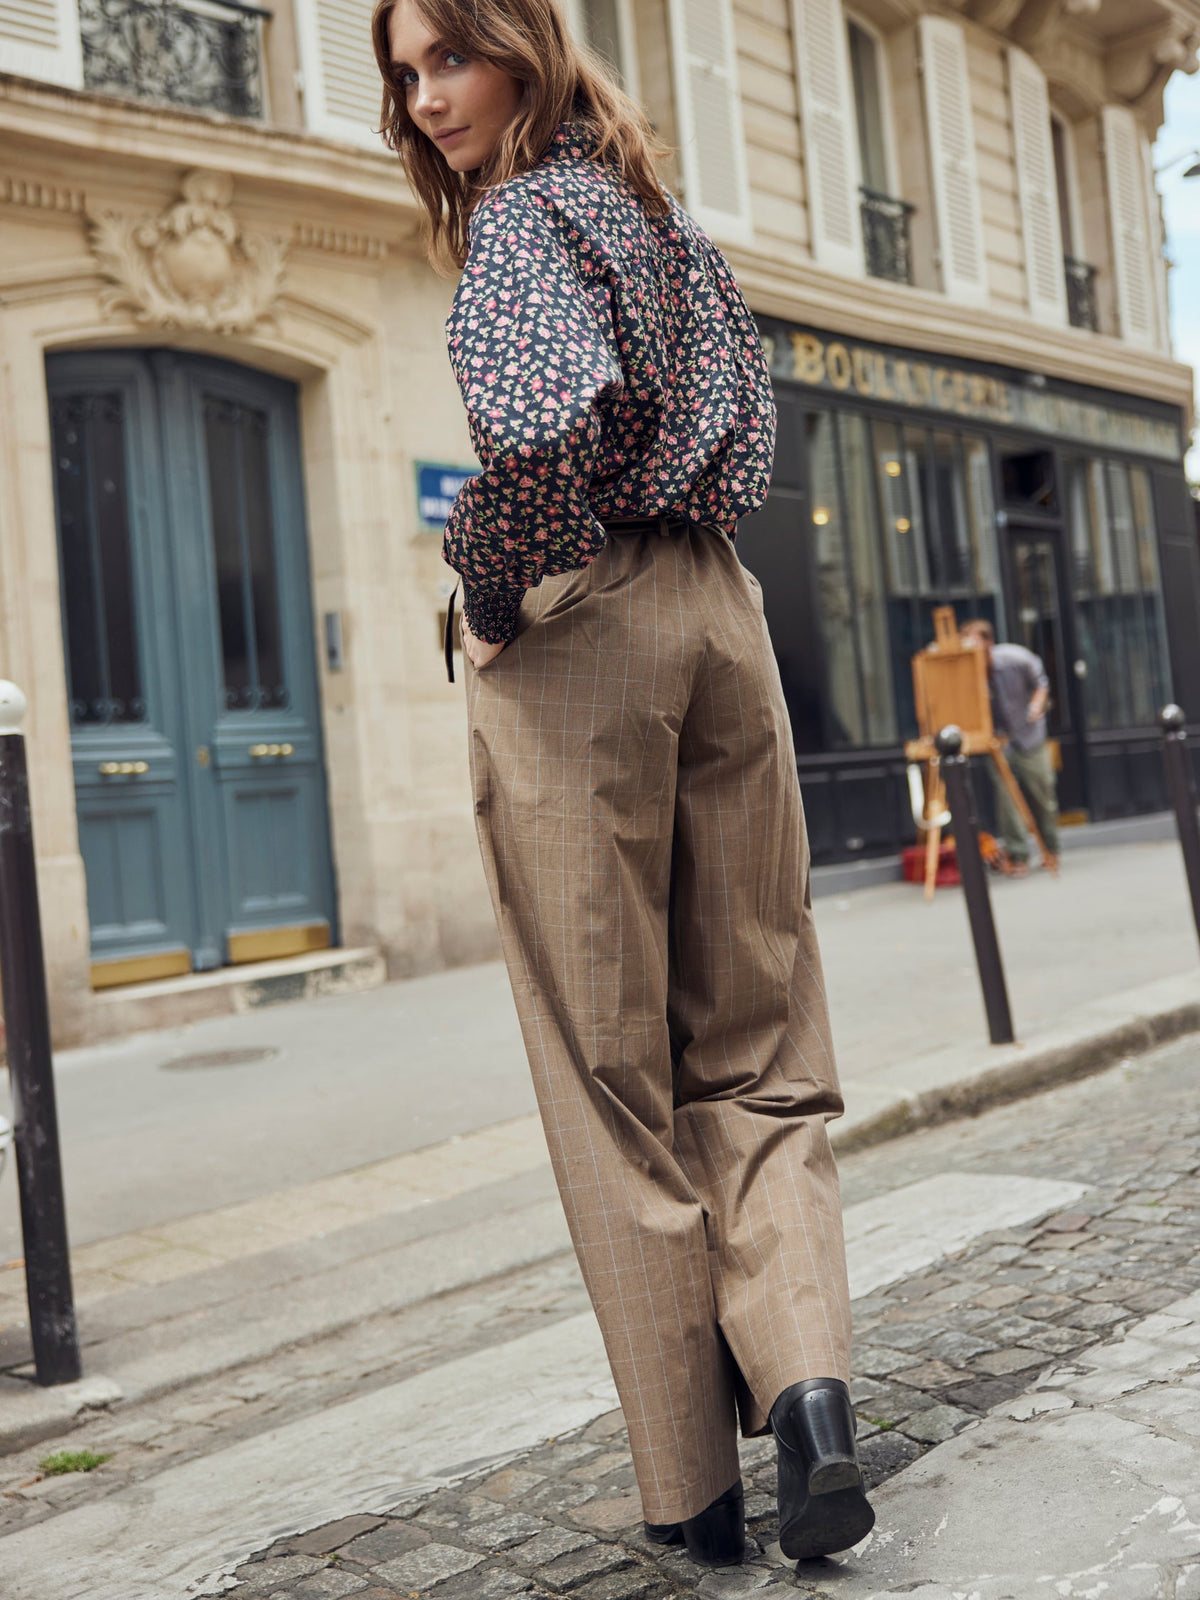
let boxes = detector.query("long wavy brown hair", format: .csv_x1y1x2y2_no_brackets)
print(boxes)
371,0,670,269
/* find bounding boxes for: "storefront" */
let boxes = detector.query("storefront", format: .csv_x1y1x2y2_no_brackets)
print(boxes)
740,320,1200,866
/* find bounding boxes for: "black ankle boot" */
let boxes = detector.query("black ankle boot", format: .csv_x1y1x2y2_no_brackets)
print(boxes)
644,1480,745,1567
770,1379,875,1561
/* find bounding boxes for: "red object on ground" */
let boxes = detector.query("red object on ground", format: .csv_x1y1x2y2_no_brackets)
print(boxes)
901,839,960,887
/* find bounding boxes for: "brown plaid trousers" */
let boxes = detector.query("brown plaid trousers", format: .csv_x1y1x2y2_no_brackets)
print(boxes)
464,523,851,1524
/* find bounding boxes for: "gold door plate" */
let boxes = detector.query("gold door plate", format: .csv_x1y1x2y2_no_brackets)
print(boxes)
227,923,331,965
91,949,193,990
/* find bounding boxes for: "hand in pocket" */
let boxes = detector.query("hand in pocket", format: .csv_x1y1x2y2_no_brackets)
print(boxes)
462,614,506,670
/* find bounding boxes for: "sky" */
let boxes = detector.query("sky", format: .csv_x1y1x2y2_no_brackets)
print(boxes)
1158,69,1200,485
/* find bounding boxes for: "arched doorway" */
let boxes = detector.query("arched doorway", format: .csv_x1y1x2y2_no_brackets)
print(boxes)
46,349,337,988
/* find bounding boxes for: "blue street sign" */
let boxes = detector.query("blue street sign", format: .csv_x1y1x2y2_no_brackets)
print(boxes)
416,461,476,532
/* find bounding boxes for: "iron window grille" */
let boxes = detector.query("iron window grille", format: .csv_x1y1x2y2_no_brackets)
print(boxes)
1064,257,1100,333
78,0,269,120
860,188,916,286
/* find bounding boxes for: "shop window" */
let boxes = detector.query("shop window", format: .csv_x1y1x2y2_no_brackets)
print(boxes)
870,420,1003,738
841,414,896,745
963,435,1002,600
875,421,927,595
803,408,1002,748
933,431,972,589
807,410,865,747
1065,457,1170,730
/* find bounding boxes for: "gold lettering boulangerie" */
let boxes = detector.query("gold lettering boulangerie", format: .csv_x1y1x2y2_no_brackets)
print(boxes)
757,323,1178,462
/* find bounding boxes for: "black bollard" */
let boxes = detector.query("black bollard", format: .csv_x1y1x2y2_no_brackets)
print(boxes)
1159,704,1200,952
0,682,80,1385
935,726,1016,1046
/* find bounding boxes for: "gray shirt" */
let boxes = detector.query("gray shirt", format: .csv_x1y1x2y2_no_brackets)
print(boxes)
989,643,1049,752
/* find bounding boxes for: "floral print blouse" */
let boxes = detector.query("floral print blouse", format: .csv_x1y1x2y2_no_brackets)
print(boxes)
443,121,777,644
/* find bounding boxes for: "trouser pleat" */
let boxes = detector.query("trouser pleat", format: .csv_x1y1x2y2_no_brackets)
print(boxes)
465,526,851,1523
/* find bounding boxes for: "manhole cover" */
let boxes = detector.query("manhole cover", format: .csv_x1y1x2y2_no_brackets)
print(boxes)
161,1047,280,1071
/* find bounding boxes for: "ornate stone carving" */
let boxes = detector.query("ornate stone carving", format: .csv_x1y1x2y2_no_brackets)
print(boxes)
88,170,287,333
1,179,86,214
292,223,388,261
1107,20,1200,114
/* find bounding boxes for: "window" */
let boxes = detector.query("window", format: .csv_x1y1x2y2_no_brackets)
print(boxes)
847,20,889,194
51,390,147,727
1052,115,1099,331
807,411,866,748
566,0,638,93
847,16,913,284
1051,117,1076,258
804,407,1002,748
1064,456,1171,729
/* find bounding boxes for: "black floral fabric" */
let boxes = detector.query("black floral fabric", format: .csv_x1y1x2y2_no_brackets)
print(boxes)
443,121,777,644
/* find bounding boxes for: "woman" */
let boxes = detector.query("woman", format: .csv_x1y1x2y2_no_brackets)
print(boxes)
371,0,874,1565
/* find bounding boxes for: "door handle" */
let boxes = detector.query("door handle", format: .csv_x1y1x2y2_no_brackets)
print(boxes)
249,743,295,758
99,761,149,776
1073,659,1088,680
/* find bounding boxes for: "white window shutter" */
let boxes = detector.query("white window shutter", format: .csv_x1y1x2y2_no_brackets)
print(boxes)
295,0,384,151
1141,138,1171,353
1102,106,1157,348
1007,48,1066,325
792,0,863,275
0,0,82,88
666,0,754,246
919,15,987,305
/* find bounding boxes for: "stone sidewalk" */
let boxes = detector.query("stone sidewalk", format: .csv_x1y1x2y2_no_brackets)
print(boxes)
3,836,1200,1460
210,1035,1200,1599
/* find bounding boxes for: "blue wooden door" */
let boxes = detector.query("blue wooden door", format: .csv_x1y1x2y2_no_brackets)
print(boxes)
47,351,336,986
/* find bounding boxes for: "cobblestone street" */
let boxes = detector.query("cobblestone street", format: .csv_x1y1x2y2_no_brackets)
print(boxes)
198,1034,1200,1598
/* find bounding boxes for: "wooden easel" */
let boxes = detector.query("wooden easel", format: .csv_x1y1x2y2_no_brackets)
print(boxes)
905,607,1053,900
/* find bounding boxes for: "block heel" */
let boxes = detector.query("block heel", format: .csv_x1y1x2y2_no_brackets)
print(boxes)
771,1379,875,1562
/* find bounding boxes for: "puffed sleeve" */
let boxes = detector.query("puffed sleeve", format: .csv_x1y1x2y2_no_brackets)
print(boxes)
443,187,622,644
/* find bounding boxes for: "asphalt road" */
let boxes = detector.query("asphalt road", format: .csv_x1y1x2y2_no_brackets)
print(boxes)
1,837,1196,1259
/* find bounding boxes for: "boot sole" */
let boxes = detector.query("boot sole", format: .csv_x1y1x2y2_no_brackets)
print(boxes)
779,1482,876,1561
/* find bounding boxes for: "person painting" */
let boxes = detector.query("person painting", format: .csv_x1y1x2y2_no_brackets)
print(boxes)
961,619,1062,876
371,0,873,1566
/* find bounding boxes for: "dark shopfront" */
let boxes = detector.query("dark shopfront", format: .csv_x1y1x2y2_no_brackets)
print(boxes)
739,320,1200,867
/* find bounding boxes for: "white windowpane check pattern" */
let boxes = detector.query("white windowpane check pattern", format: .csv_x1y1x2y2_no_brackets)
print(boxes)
465,526,851,1525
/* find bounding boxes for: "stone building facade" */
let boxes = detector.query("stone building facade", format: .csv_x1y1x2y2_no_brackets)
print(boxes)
0,0,1196,1042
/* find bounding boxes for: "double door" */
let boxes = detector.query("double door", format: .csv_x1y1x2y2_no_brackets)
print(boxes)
47,351,336,986
1001,526,1089,815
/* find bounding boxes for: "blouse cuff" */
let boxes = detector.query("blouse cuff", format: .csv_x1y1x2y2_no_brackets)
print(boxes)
462,578,526,647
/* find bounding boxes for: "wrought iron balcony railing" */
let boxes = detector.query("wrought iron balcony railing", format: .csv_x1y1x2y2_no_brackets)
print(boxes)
78,0,269,120
860,187,915,286
1064,256,1100,333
